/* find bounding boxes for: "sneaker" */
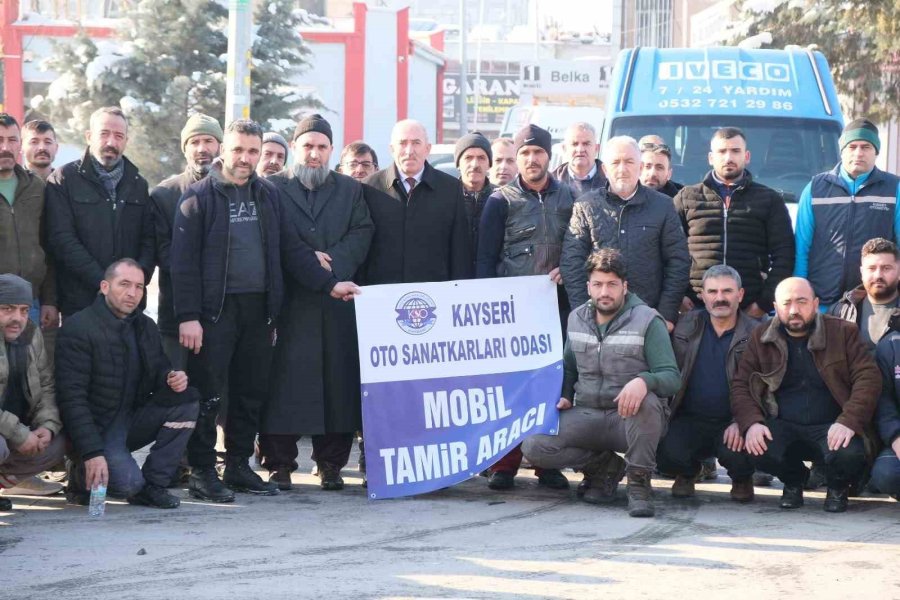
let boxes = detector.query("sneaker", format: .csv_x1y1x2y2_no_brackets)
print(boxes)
189,468,236,503
695,458,718,482
537,469,570,490
268,468,293,491
4,475,63,496
128,484,181,509
730,477,755,503
823,486,849,513
752,471,774,487
626,468,655,518
224,460,279,495
317,464,344,491
583,453,627,505
671,474,695,498
487,470,515,491
780,484,804,509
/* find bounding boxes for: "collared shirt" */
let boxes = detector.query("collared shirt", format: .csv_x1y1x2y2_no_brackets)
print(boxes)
397,166,425,194
569,162,597,182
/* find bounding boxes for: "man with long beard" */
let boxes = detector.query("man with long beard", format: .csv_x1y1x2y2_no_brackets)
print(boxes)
258,114,370,491
732,277,880,512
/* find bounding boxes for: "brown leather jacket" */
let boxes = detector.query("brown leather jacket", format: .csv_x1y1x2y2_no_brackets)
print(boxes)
731,313,880,454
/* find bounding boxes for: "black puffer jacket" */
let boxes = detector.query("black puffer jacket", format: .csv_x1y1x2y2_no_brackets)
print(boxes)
56,296,192,460
150,169,203,335
561,183,690,322
674,171,794,312
45,148,155,315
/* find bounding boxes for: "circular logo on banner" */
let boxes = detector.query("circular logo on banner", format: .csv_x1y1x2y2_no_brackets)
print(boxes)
395,291,437,335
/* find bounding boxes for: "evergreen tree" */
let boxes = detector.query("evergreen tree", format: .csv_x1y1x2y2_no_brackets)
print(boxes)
252,0,325,138
35,0,324,184
729,0,900,121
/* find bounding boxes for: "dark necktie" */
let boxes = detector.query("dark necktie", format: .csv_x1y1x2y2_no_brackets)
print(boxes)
406,177,417,194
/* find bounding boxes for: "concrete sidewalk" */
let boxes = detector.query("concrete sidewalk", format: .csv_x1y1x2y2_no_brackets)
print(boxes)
2,446,897,599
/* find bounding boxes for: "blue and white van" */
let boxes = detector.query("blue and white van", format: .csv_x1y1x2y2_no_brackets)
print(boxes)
602,46,844,207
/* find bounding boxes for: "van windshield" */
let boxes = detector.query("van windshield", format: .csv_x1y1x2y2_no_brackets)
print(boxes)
608,116,841,202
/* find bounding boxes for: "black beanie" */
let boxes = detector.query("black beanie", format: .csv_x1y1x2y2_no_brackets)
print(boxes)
454,132,492,166
0,274,33,306
513,124,552,157
293,113,333,144
840,118,880,154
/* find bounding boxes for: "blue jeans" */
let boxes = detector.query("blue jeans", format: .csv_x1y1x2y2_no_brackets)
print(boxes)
869,448,900,496
29,298,40,323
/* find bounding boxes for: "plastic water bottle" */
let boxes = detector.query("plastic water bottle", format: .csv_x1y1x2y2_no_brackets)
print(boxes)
88,484,107,517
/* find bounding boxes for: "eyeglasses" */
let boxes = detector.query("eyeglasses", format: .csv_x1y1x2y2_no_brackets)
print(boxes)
344,160,375,169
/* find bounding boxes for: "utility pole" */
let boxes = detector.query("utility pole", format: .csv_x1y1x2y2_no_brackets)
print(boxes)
459,0,468,137
226,0,253,123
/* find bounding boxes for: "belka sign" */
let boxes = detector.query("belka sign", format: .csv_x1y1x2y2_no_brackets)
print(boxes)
519,59,611,96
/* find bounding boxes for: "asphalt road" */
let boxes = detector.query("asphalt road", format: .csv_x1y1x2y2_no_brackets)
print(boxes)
2,442,897,599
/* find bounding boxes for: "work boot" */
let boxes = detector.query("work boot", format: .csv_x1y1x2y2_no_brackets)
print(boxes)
583,453,627,505
487,470,515,490
823,486,849,513
224,459,279,495
189,467,236,503
318,463,345,491
730,477,755,503
168,463,191,488
537,469,570,490
128,484,181,509
752,470,774,487
268,468,293,491
695,457,718,482
626,468,655,518
4,475,63,496
0,496,10,511
779,484,804,509
671,474,695,498
804,463,826,490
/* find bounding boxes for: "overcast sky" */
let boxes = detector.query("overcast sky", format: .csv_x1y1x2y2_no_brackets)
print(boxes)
543,0,612,32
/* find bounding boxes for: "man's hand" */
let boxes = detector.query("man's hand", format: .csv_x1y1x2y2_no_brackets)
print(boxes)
330,282,361,301
40,305,60,330
315,251,333,272
722,422,744,452
167,370,188,393
665,320,675,333
745,423,772,456
679,296,694,315
84,456,109,490
15,432,41,456
548,267,563,285
746,302,767,319
557,397,573,410
892,437,900,461
179,320,203,354
827,422,855,451
614,377,648,418
33,427,53,452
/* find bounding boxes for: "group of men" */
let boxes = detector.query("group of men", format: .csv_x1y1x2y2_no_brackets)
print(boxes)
0,106,898,520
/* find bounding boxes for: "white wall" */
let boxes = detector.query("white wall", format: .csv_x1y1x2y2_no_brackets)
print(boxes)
363,7,399,162
408,52,438,141
295,41,347,154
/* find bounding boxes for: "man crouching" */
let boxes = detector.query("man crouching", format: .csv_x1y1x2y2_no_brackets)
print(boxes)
523,249,680,517
57,259,199,509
